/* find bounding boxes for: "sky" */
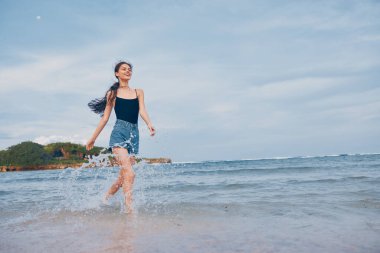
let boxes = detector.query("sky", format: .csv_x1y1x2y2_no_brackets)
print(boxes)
0,0,379,162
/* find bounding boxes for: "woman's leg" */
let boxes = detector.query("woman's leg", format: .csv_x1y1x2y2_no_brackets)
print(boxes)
105,146,135,212
120,164,135,213
105,173,123,197
104,147,124,198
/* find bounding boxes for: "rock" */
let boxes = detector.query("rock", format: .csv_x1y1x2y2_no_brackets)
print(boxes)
142,158,172,164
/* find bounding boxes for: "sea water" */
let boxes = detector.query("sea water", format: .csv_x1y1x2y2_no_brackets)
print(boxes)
0,154,379,253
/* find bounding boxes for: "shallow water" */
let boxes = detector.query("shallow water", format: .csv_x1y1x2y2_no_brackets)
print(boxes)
1,154,380,252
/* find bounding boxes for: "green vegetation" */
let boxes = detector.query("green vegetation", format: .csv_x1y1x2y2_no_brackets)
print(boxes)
0,141,107,166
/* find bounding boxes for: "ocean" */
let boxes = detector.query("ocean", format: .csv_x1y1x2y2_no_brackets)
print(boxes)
1,154,379,253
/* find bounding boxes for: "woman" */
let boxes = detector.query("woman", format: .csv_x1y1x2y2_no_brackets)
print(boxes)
86,61,156,214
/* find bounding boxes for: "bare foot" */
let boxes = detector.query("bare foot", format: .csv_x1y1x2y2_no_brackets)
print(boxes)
123,194,134,214
102,193,111,205
124,205,134,215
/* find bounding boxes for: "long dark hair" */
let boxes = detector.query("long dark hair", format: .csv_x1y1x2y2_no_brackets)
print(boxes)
88,61,133,117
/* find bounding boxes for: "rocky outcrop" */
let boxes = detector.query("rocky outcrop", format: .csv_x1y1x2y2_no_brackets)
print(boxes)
59,147,84,159
143,158,172,164
0,163,83,172
60,147,70,159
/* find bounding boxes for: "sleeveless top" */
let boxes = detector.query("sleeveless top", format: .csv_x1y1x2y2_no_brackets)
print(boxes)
114,89,139,124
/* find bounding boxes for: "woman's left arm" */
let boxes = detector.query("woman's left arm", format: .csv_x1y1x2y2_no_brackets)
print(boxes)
138,89,155,136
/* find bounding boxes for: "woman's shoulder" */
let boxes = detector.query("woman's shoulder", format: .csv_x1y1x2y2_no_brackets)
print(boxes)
135,88,144,96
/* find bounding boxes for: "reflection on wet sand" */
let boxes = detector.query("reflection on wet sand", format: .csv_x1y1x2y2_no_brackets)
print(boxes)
100,214,137,253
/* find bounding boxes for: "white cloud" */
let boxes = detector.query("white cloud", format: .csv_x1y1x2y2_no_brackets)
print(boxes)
34,134,87,145
0,54,71,90
356,34,380,42
206,103,239,114
1,0,379,160
248,77,348,101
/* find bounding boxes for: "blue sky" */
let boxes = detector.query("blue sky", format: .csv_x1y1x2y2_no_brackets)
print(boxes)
1,0,379,162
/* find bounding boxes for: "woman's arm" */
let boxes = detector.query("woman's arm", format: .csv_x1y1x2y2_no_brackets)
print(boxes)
137,89,155,136
86,91,114,150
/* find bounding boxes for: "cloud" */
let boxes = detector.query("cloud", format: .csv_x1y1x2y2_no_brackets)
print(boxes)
1,0,379,160
217,1,380,34
0,54,73,91
34,134,87,145
206,103,239,114
247,76,348,101
356,34,380,42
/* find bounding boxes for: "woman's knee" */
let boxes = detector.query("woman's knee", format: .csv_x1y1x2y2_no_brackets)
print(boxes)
120,168,135,181
127,170,135,181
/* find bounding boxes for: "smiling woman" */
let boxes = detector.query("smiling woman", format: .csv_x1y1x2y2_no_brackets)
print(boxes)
86,60,156,214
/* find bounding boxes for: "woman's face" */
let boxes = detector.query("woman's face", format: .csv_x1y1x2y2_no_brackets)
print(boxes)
115,64,132,81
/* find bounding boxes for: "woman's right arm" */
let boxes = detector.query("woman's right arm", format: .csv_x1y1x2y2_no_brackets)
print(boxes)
86,91,114,151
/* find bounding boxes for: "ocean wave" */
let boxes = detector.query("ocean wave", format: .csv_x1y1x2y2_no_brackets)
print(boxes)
143,181,264,192
173,153,380,164
177,166,325,176
3,176,59,183
0,190,14,195
286,175,375,185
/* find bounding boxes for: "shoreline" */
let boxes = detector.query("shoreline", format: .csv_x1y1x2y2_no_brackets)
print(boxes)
0,157,172,172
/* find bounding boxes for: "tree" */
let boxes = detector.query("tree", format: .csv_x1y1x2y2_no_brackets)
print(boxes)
4,141,52,166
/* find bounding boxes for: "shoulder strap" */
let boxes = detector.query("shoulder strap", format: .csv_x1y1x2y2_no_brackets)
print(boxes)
135,89,138,100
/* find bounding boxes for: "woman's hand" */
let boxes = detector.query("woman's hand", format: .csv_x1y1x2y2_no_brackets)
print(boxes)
86,138,95,151
148,124,156,136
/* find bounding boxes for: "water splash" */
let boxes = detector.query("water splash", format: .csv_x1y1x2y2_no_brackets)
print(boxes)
55,148,128,213
52,148,175,215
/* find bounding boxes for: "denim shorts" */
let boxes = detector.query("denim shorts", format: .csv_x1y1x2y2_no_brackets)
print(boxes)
108,119,139,155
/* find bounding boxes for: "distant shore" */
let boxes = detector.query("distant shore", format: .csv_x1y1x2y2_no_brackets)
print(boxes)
0,158,172,172
0,141,171,172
